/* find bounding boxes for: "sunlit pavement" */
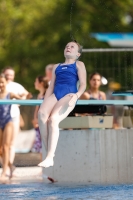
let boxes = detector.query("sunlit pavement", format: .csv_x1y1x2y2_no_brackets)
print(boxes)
0,167,43,181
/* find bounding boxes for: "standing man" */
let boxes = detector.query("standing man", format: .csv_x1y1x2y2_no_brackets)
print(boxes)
45,64,54,83
2,67,31,174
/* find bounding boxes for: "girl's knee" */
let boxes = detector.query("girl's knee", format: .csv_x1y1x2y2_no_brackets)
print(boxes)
48,115,58,127
3,144,9,152
38,110,48,122
10,145,15,151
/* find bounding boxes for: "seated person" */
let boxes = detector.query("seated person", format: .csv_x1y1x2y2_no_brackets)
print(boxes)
80,72,106,100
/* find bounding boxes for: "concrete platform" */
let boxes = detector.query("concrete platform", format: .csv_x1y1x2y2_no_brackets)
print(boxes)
14,153,41,167
43,129,133,184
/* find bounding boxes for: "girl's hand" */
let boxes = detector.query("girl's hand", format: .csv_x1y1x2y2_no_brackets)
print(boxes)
32,118,38,128
68,93,78,107
26,93,33,99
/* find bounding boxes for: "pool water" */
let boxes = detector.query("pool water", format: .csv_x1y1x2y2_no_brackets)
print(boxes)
0,181,133,200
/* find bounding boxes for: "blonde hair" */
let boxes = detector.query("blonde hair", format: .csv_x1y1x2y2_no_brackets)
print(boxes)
71,40,83,54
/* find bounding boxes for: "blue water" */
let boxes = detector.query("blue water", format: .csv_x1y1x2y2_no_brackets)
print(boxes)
0,181,133,200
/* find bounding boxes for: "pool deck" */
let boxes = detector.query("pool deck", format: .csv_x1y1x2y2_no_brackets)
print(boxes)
0,167,43,181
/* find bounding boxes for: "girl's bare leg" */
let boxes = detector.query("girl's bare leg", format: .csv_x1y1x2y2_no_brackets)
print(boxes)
0,129,3,153
0,129,3,165
5,117,19,177
38,94,57,152
1,122,13,179
9,117,19,166
38,94,76,168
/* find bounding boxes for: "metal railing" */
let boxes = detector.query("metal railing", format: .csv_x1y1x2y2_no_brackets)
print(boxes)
0,99,133,106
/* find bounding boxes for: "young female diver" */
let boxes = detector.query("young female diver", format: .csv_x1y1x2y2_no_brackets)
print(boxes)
38,41,86,168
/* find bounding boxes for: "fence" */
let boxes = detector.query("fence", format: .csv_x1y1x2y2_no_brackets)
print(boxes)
82,48,133,90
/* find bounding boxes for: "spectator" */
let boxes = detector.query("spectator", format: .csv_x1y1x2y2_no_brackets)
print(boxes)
106,81,122,129
0,74,23,180
32,76,49,157
80,72,106,100
45,64,54,83
2,67,31,175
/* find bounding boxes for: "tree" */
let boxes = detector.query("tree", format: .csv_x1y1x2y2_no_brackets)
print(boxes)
0,0,133,92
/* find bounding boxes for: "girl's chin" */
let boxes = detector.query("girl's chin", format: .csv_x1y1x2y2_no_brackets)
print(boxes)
65,55,76,59
92,87,99,89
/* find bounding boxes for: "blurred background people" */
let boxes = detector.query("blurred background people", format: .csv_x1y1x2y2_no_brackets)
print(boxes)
0,74,23,180
45,64,54,83
2,67,32,175
32,76,49,159
80,72,106,100
106,81,122,129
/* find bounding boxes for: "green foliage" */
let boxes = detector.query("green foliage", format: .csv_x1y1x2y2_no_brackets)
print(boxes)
0,0,133,92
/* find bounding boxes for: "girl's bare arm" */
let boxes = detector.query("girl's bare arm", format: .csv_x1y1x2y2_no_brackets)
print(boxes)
76,61,87,98
10,93,23,99
43,64,58,100
68,61,86,106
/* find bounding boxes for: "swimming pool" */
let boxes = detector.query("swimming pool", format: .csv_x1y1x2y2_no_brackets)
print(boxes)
1,181,133,200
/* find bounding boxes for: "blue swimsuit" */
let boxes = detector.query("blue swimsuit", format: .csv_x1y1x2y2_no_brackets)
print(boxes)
0,93,12,130
54,62,79,100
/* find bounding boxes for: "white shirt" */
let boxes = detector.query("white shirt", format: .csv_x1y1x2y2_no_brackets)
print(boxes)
6,82,26,118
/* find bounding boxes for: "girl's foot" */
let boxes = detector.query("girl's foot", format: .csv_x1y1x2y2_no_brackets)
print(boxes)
38,157,54,168
0,174,9,181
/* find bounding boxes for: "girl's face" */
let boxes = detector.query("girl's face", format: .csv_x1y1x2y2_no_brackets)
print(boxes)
4,69,15,82
89,75,101,89
64,42,80,60
0,77,7,90
34,78,42,90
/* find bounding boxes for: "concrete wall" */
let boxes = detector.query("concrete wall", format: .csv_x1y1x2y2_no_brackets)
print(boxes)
43,129,133,184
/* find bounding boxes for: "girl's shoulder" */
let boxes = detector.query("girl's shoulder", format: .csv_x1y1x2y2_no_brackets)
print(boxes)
99,91,106,95
80,91,90,100
76,60,84,65
99,91,106,100
76,61,85,69
53,63,60,70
